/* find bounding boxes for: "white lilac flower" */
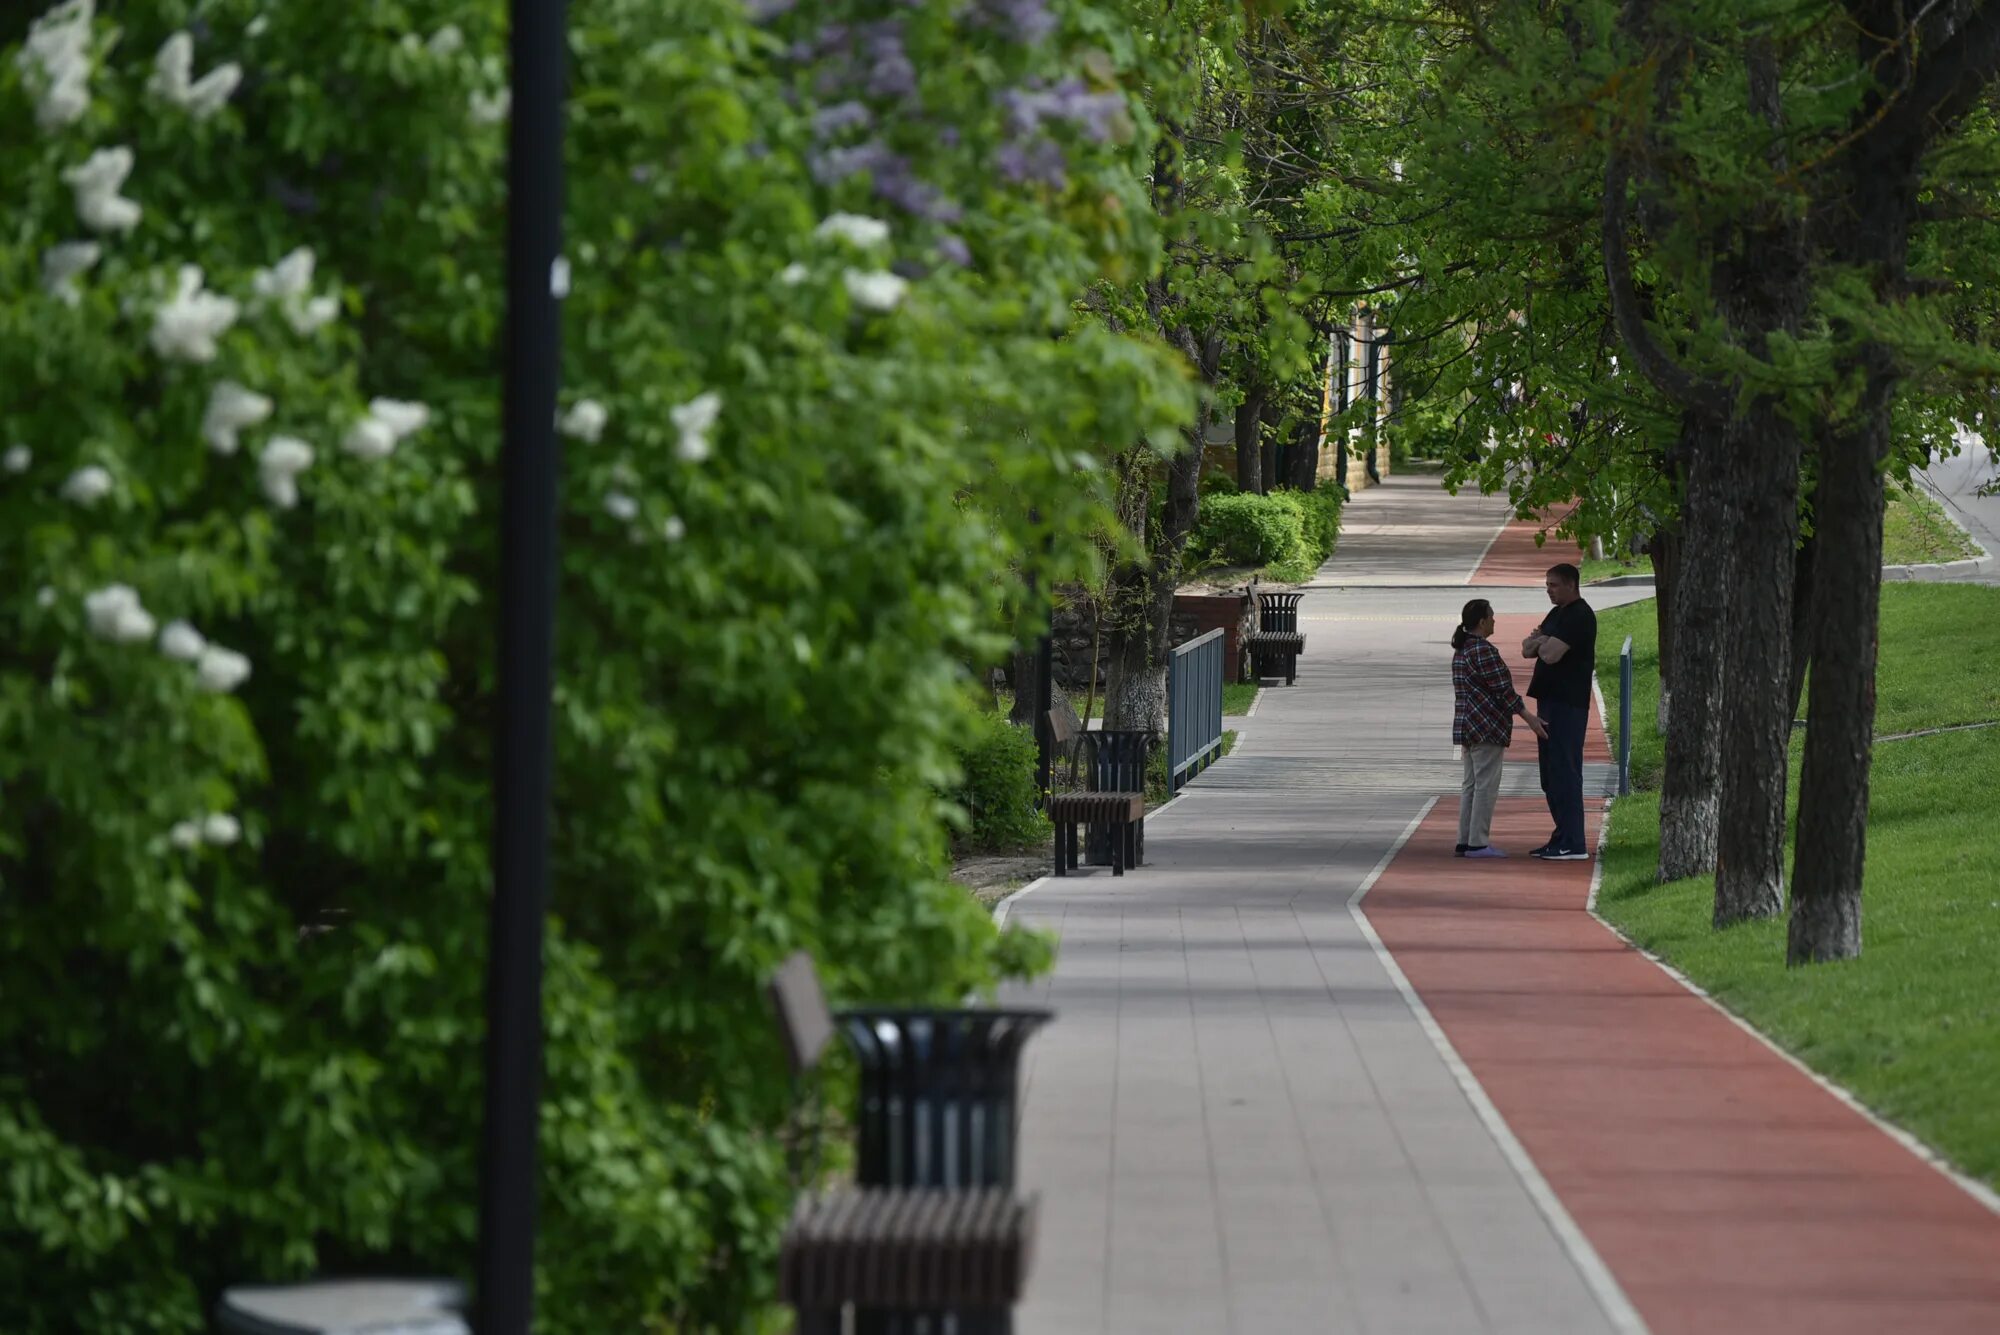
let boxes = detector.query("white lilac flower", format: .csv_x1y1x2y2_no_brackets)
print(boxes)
469,88,511,124
602,491,639,522
258,436,314,508
427,25,464,57
252,247,338,334
36,586,57,608
201,812,241,845
550,256,571,299
62,147,141,233
290,294,339,334
147,32,241,119
253,247,314,301
246,15,268,37
843,269,909,312
157,619,206,661
671,391,722,463
370,399,430,437
3,445,30,474
815,213,891,247
340,417,395,461
559,399,608,443
662,515,686,542
201,381,273,454
778,262,809,285
195,644,251,693
342,397,429,460
150,265,239,362
169,820,203,850
42,240,101,304
19,0,95,132
61,464,113,505
84,584,154,643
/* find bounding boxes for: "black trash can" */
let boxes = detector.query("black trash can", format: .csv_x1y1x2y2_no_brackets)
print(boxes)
836,1007,1051,1190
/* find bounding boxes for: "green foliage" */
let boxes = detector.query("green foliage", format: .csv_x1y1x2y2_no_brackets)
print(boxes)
1190,485,1341,582
0,0,1190,1329
945,711,1049,852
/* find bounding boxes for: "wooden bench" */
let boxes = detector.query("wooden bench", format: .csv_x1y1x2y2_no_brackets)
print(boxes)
767,953,1042,1335
1247,590,1307,685
1044,710,1146,877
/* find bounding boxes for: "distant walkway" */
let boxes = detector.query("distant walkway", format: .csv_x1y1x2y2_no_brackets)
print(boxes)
1915,441,1999,584
1001,472,2000,1333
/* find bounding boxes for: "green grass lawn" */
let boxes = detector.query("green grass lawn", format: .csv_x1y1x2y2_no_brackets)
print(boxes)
1581,552,1650,584
1580,488,1976,588
1596,584,2000,1191
1882,482,1981,566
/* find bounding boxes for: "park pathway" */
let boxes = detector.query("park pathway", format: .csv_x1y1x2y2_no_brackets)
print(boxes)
999,470,2000,1333
999,473,1644,1333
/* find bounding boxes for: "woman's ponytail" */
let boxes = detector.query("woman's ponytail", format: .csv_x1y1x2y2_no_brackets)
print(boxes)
1451,624,1471,651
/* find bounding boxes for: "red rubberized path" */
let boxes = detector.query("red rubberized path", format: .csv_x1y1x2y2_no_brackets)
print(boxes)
1471,509,1586,586
1364,799,2000,1333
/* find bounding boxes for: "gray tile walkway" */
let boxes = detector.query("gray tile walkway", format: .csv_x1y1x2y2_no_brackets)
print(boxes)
1001,475,1644,1334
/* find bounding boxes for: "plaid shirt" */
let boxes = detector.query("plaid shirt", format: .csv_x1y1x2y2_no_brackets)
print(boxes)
1453,634,1523,747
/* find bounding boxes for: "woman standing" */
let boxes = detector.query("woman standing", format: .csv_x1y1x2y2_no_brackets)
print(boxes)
1452,598,1546,858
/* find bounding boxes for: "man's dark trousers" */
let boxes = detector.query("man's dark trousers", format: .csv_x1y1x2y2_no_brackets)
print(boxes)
1537,698,1589,852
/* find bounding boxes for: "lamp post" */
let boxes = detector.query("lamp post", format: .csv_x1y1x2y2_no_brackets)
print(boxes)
476,1,569,1331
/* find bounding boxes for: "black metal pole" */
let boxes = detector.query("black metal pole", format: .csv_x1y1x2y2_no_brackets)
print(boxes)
1036,612,1054,796
477,2,568,1331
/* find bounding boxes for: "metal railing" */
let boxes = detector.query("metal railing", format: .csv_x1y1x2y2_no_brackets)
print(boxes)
1618,635,1633,797
1169,630,1224,791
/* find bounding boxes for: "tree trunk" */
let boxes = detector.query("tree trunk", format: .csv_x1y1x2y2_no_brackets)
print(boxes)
1658,417,1729,882
1259,399,1280,494
1007,648,1038,726
1288,412,1320,491
1711,400,1798,924
1786,524,1817,725
1235,389,1265,495
1649,520,1679,737
1788,382,1889,963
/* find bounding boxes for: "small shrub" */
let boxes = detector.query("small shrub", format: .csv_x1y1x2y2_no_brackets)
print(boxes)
1193,492,1309,568
1194,487,1342,582
947,711,1050,850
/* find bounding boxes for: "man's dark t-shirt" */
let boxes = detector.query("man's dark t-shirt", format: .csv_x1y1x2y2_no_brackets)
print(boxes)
1528,599,1597,707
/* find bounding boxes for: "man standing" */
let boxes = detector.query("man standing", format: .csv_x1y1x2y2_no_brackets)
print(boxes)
1522,563,1596,860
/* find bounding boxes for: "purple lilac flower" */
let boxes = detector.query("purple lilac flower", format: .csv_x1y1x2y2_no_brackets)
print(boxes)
857,20,917,97
813,100,874,137
938,125,962,148
996,137,1067,188
1003,79,1128,143
967,0,1057,44
810,139,905,185
936,234,972,267
874,168,963,223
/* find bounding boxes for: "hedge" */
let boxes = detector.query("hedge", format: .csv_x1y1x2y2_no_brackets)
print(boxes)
1190,486,1344,583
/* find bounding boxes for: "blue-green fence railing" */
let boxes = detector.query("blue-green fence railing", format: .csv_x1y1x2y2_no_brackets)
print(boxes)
1169,629,1224,791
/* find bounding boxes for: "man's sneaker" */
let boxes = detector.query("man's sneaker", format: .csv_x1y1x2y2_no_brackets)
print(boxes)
1526,842,1555,858
1465,845,1508,859
1535,846,1591,861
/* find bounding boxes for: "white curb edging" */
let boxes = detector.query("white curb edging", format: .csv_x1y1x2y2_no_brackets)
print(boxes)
1349,797,1650,1335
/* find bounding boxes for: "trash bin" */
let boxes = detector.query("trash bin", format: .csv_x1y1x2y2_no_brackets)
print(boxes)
836,1007,1052,1190
215,1279,467,1335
